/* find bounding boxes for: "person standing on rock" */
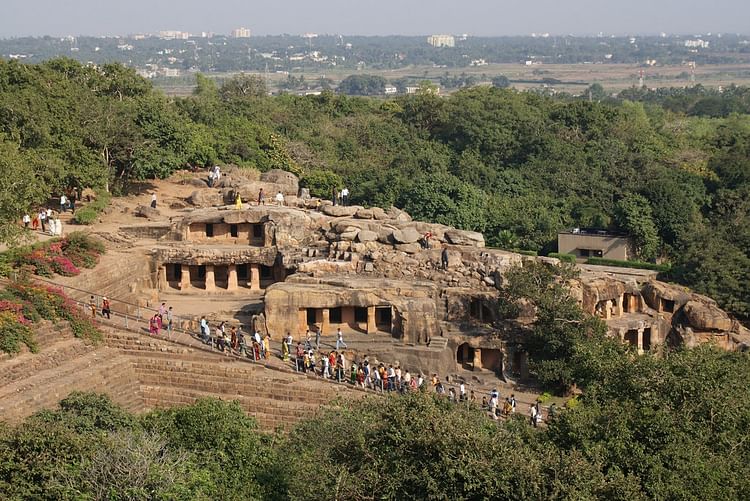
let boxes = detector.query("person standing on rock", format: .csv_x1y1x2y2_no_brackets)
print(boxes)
60,194,67,213
263,333,270,360
315,325,321,350
150,192,157,209
257,188,265,205
336,327,347,350
441,247,449,270
275,191,284,207
340,187,349,206
235,193,243,210
296,342,305,372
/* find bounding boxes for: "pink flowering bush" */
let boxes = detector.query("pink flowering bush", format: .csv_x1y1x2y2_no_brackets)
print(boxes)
50,255,80,277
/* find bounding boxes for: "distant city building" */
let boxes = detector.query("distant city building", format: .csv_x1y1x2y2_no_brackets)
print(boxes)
161,68,182,77
158,30,190,40
232,27,252,38
685,39,709,49
427,35,455,48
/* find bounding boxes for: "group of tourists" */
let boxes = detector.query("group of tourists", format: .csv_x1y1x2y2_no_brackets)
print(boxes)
148,302,174,336
198,316,273,360
22,207,64,236
331,186,350,206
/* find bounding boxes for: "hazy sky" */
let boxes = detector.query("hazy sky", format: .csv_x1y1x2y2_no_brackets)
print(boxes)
3,0,748,37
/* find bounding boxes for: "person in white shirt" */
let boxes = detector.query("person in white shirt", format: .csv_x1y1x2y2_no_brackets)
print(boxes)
340,187,349,206
22,214,30,228
275,191,284,206
60,194,67,213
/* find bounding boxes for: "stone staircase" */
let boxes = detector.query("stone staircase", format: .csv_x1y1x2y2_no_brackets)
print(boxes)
102,328,362,431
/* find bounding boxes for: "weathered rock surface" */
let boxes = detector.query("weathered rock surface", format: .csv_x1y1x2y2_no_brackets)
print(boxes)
189,189,225,207
445,229,485,247
260,169,299,195
134,205,162,219
321,205,359,217
683,300,733,332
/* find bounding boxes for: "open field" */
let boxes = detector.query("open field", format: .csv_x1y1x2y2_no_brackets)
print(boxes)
155,62,750,96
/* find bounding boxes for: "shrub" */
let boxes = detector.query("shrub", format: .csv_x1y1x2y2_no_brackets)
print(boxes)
73,207,98,225
73,190,111,225
0,311,37,354
586,257,671,273
515,249,538,256
49,256,80,277
549,252,577,263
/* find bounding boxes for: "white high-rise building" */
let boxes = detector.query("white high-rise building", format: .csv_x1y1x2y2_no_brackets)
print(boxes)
232,27,252,38
427,34,455,48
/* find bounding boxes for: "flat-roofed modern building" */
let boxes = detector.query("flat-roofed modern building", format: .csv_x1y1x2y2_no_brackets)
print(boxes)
558,229,634,261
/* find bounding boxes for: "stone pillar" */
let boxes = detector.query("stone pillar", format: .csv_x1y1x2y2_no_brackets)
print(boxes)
322,308,330,336
205,265,215,291
250,264,260,290
366,306,376,334
180,265,191,291
637,328,644,355
604,300,613,320
615,295,624,317
472,348,482,371
158,265,167,291
227,265,238,291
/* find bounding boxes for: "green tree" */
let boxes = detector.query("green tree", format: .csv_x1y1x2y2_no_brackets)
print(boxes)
614,194,660,260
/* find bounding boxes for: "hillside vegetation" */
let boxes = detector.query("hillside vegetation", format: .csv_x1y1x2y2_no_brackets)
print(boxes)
0,59,748,318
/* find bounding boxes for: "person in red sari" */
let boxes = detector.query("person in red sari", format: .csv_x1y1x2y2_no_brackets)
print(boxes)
149,314,160,336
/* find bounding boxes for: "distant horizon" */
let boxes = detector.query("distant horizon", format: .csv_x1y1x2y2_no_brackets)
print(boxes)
1,31,748,40
4,0,749,39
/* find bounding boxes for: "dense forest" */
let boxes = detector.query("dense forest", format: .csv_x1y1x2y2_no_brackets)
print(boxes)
0,59,748,319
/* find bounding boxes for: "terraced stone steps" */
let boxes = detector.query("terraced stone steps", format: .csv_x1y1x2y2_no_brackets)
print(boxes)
0,348,140,423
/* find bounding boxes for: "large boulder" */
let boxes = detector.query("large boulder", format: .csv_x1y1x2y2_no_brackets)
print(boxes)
134,205,162,219
372,207,389,220
395,243,422,254
683,300,733,332
260,169,299,194
641,281,691,312
355,208,374,219
322,205,359,217
189,189,225,207
230,181,296,202
392,227,421,244
357,230,378,243
444,229,485,247
387,206,412,222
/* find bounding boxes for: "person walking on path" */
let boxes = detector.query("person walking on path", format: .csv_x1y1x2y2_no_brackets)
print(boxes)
315,325,321,349
282,334,290,361
60,194,67,213
22,214,30,228
166,306,173,334
335,327,347,350
101,297,111,320
149,313,160,336
38,210,46,232
150,192,157,209
88,296,97,319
